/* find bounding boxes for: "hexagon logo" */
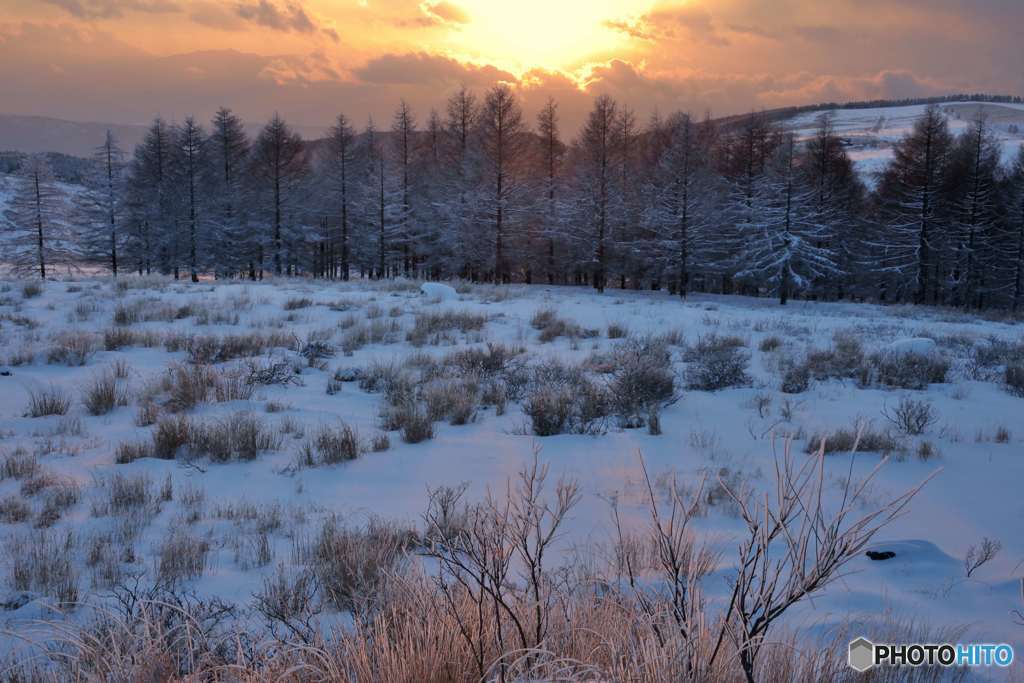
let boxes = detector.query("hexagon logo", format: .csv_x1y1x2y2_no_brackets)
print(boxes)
848,637,875,672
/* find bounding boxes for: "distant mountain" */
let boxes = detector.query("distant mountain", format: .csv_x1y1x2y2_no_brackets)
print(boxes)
0,113,328,157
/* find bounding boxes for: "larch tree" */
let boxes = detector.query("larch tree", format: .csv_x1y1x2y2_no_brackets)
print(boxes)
4,155,69,279
250,114,307,278
391,100,417,276
326,113,356,280
536,98,566,284
126,117,173,275
76,130,126,276
577,95,618,292
478,84,527,284
206,107,251,279
735,133,839,304
875,104,953,304
172,116,206,282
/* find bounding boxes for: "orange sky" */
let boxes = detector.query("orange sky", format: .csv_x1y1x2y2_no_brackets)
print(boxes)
2,0,1021,134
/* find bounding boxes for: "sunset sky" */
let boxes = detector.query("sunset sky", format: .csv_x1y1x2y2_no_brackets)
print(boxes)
2,0,1021,134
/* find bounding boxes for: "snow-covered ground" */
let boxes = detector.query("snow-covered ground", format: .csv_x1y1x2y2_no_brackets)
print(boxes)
785,101,1024,188
0,276,1021,675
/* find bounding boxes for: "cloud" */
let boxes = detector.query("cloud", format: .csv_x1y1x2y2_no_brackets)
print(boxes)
605,5,730,47
234,0,328,35
41,0,180,20
354,52,515,86
420,1,468,25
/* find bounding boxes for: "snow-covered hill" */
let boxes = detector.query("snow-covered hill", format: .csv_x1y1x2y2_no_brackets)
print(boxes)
783,101,1024,187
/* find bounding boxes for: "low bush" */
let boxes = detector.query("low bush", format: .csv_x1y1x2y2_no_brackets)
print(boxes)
803,332,865,380
21,281,43,299
157,530,210,583
859,351,949,390
607,337,676,425
153,415,192,458
407,310,487,346
684,339,749,391
780,362,810,394
882,396,938,435
189,412,282,462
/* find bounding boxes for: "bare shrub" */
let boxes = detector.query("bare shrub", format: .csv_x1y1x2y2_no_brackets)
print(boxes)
371,432,390,452
300,422,362,466
524,370,609,437
882,396,938,435
780,362,810,394
82,370,128,416
46,331,97,366
135,400,160,427
253,564,322,643
859,351,949,390
21,281,43,298
297,515,414,613
684,336,749,391
532,309,597,343
9,530,78,604
25,385,71,417
152,414,192,459
103,327,137,350
157,530,210,583
964,537,1001,577
759,335,783,352
607,336,676,425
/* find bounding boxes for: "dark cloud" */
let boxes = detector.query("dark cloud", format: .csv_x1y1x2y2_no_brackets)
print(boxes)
235,0,316,34
41,0,180,20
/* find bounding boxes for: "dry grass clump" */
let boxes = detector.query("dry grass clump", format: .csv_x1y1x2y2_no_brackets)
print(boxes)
1,448,41,480
283,296,314,310
91,472,155,516
531,307,598,343
153,414,192,458
422,378,479,425
188,412,282,462
115,439,152,464
382,402,434,443
8,530,78,604
46,331,98,366
802,331,865,380
82,369,129,416
25,384,71,417
1005,363,1024,397
37,480,81,527
0,495,32,523
684,335,750,391
296,515,415,613
607,322,629,338
805,421,904,455
858,351,949,390
967,337,1024,381
185,331,293,364
298,422,362,466
156,529,210,583
407,310,488,346
341,319,403,353
21,281,43,298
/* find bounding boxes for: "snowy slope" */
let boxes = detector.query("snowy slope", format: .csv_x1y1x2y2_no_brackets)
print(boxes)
0,276,1021,676
784,101,1024,187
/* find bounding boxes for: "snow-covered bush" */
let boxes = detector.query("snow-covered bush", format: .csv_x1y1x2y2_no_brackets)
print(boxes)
684,336,750,391
607,336,676,425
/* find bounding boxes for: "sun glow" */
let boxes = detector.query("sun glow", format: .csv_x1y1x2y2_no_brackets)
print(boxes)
441,0,654,73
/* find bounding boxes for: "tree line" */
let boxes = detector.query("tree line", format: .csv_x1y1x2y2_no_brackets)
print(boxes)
4,87,1024,310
